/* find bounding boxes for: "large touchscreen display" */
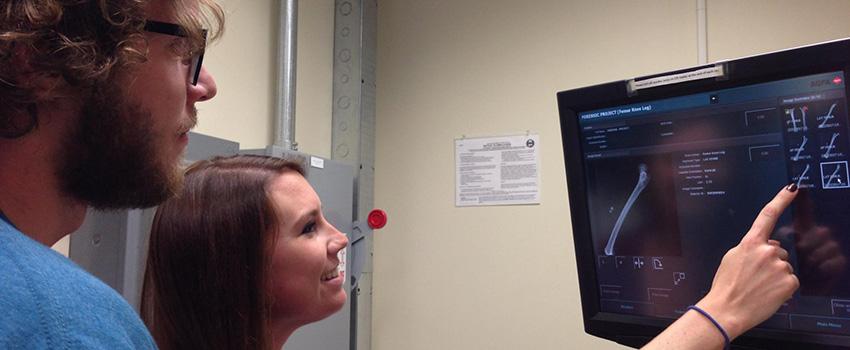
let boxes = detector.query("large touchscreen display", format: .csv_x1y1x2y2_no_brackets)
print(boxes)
578,71,850,335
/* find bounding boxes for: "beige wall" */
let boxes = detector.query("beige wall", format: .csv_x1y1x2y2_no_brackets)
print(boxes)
707,0,850,62
373,1,695,349
200,0,335,154
197,0,276,149
373,1,850,350
293,0,336,158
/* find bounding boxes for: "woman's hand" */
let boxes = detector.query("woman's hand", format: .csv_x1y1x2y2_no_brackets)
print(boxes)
643,185,800,350
695,185,800,339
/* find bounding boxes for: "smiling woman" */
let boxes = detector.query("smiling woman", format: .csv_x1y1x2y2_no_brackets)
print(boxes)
141,155,349,350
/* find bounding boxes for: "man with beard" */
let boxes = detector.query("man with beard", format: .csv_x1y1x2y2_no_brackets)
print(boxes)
0,0,222,347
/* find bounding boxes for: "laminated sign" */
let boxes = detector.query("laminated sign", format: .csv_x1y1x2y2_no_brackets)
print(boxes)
455,134,540,206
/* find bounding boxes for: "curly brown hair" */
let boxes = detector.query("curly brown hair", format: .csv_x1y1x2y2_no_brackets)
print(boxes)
0,0,224,138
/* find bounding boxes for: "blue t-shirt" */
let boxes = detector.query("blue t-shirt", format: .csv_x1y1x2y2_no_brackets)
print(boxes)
0,217,157,349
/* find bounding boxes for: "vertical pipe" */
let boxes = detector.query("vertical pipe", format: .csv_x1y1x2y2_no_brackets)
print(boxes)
697,0,708,64
277,0,298,150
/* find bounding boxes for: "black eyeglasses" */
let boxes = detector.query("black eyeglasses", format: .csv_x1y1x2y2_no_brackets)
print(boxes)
143,20,207,85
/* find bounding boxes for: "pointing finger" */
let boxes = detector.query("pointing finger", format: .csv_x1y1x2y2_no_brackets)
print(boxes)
743,184,799,244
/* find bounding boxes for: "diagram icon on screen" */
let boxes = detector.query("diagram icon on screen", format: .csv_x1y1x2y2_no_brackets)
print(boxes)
821,161,850,189
818,102,839,128
786,106,809,132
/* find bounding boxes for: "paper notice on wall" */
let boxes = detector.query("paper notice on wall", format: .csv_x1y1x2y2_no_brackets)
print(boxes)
455,134,540,206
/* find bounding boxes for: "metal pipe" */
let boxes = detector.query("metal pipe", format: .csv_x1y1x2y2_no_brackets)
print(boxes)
697,0,707,64
277,0,298,150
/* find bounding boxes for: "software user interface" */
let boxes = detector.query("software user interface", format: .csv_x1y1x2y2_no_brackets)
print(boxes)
578,71,850,335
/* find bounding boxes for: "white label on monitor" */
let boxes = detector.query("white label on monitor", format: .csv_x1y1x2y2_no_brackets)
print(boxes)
310,156,325,169
629,65,725,92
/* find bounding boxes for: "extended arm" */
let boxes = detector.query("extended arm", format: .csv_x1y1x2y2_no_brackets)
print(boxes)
643,185,800,350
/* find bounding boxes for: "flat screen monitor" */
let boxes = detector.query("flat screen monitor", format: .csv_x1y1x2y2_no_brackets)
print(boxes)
557,39,850,349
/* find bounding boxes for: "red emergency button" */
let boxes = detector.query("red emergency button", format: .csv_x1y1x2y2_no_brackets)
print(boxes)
368,209,387,229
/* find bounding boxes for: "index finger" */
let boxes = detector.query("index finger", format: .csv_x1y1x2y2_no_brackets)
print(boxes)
743,184,799,243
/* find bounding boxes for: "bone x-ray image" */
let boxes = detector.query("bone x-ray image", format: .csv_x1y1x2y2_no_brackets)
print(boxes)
585,154,682,257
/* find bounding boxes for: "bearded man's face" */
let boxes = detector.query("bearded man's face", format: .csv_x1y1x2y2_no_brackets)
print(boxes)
59,82,192,209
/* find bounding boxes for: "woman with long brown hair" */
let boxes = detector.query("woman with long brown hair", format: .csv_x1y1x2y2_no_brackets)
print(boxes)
141,154,348,350
141,156,798,350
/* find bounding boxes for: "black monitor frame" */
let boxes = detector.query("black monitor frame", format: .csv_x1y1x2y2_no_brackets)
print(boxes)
557,39,850,349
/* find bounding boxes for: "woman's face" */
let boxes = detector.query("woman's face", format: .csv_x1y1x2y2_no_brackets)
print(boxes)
267,171,349,325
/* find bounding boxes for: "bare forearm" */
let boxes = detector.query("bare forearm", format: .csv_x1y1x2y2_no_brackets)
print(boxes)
642,310,726,350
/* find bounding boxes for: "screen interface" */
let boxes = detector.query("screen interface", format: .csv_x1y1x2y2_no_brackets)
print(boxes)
578,71,850,335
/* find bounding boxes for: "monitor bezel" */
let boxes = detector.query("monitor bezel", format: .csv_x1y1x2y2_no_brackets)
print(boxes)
557,38,850,349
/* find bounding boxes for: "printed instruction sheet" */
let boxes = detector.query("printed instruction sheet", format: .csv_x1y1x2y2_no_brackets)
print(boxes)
455,134,540,206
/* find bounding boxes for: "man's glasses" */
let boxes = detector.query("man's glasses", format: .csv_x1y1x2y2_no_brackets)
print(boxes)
143,20,207,85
